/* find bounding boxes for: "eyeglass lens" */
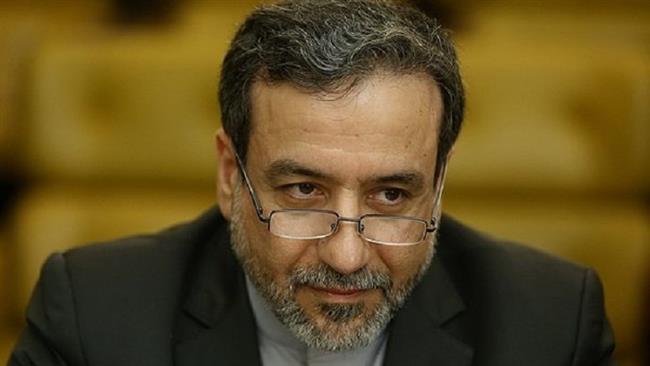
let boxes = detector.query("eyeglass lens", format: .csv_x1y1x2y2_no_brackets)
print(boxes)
361,215,426,244
268,210,427,244
269,210,338,240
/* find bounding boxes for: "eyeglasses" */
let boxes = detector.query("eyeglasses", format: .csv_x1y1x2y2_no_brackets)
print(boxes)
234,152,447,246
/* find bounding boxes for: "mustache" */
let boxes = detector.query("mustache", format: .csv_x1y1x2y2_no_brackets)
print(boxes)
289,264,392,292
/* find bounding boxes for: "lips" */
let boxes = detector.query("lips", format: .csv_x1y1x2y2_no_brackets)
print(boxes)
308,286,369,299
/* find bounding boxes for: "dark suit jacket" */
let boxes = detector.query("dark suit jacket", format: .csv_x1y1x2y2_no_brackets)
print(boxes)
9,207,616,366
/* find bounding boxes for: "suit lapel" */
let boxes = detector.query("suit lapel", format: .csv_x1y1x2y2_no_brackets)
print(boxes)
174,299,261,366
173,216,262,366
383,254,473,366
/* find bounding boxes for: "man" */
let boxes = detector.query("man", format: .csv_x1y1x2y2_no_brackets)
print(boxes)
10,1,616,365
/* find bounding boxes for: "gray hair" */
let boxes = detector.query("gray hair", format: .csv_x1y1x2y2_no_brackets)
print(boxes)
219,0,464,175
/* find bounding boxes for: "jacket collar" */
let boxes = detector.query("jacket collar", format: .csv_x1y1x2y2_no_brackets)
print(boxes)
383,252,473,366
173,211,471,366
173,212,263,366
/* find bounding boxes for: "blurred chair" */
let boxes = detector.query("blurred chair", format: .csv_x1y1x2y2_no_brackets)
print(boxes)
23,35,219,185
3,3,263,362
0,13,41,361
443,8,650,366
12,186,215,311
10,2,254,314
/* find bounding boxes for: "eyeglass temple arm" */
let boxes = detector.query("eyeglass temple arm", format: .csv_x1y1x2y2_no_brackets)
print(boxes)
233,152,269,223
426,159,449,233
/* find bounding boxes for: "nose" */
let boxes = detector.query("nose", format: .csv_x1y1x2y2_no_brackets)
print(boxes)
317,219,370,275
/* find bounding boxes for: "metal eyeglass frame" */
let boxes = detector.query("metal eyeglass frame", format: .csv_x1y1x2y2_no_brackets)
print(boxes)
233,151,448,246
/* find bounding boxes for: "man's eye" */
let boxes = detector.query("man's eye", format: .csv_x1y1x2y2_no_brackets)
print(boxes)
297,183,316,195
373,188,408,205
284,183,320,198
383,189,402,201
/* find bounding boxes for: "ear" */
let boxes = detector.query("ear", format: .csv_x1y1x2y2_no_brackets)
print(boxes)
215,128,238,220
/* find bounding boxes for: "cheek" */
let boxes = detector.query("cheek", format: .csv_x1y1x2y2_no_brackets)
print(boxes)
236,192,316,282
375,244,432,283
254,235,315,282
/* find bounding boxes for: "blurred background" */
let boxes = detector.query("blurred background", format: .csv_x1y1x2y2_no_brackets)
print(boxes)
0,0,648,364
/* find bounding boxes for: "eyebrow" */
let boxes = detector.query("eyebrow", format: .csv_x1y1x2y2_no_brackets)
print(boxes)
264,159,331,184
370,171,425,192
264,158,425,192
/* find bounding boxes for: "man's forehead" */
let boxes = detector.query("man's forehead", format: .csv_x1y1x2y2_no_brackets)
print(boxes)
248,72,443,135
245,72,441,184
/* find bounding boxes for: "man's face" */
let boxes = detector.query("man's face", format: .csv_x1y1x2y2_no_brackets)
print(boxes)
220,73,443,351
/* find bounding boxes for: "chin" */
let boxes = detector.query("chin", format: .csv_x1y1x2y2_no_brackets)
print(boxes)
289,287,391,351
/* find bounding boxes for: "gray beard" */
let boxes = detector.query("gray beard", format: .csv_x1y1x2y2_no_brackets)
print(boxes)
229,184,436,352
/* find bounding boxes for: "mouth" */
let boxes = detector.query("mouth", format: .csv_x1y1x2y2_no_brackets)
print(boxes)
307,286,372,301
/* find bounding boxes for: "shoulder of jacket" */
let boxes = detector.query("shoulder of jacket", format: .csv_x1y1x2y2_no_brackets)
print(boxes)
437,213,589,294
